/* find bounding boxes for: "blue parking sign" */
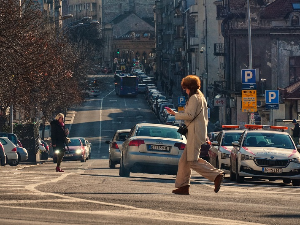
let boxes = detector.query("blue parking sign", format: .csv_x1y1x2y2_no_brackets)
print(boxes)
265,90,279,104
178,96,186,106
242,69,256,84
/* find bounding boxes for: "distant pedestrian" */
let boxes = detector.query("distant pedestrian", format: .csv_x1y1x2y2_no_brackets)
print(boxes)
166,75,224,195
291,119,299,145
51,113,69,172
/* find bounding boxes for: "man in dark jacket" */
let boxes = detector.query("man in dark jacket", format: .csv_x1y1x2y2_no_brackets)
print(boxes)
51,113,68,172
291,119,299,146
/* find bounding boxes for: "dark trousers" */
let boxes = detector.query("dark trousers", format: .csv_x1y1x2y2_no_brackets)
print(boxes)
55,145,65,167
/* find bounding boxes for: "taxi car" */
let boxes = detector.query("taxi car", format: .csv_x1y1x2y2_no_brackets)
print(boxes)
119,123,186,177
209,125,243,174
230,125,300,186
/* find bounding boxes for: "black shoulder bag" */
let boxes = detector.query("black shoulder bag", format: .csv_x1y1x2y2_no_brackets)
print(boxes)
177,109,202,136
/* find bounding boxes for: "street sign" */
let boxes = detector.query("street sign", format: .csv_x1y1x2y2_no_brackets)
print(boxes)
241,69,256,90
214,98,226,107
178,106,184,112
242,90,257,112
178,96,186,106
265,90,279,104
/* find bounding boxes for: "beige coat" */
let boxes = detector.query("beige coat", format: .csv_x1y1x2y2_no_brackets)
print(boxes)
175,93,208,161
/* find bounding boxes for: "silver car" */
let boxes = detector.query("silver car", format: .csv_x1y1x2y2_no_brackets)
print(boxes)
119,123,187,177
106,129,131,169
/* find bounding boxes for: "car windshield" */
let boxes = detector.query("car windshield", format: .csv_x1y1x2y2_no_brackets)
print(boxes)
136,126,182,139
69,139,81,146
221,132,243,146
117,132,130,141
242,132,294,149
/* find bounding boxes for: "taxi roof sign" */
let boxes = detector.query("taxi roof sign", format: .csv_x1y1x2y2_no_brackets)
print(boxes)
222,125,240,129
270,126,288,130
245,124,263,130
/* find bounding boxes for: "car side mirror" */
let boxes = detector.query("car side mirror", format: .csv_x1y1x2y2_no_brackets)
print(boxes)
105,140,111,144
232,141,240,147
211,141,219,146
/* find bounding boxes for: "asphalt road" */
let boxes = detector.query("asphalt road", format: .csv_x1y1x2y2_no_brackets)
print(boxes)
1,74,300,225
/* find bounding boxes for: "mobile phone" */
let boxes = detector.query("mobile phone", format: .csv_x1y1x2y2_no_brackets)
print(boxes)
165,107,171,110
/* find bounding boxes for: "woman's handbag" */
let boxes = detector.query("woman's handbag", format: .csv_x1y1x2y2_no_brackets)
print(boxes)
177,124,188,135
177,109,202,136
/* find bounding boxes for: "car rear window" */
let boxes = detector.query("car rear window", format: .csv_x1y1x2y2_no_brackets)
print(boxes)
136,127,181,139
117,132,130,141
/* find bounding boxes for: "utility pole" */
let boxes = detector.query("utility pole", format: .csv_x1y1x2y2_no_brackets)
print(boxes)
247,0,252,69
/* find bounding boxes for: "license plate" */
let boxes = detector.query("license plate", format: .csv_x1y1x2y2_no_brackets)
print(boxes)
64,154,73,157
262,168,283,173
149,145,171,151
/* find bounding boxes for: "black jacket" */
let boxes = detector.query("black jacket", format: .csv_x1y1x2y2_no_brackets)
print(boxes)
50,120,67,148
293,123,300,138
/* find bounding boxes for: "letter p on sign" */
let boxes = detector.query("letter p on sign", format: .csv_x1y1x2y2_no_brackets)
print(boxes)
265,90,279,104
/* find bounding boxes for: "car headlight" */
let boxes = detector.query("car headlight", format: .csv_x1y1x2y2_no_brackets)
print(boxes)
241,154,254,160
54,150,60,154
290,158,300,164
76,149,82,154
221,153,230,159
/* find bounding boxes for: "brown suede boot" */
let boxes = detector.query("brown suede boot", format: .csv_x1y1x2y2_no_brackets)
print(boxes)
172,185,190,195
214,174,224,193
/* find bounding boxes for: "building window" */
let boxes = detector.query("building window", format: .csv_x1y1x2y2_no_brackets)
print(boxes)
289,56,300,84
291,15,299,26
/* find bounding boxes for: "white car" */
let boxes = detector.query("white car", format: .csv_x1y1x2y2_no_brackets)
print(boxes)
119,123,187,177
0,137,18,166
209,126,244,174
106,129,131,169
230,125,300,186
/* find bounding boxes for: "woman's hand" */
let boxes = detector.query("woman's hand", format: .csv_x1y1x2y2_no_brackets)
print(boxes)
166,107,176,116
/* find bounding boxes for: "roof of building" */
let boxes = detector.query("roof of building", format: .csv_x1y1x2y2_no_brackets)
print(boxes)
260,0,299,19
280,80,300,99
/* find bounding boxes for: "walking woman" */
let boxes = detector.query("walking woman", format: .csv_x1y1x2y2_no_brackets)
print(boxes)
51,113,69,172
166,75,224,195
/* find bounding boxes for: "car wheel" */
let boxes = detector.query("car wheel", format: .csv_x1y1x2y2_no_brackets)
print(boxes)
292,179,300,186
235,161,244,183
109,158,116,169
9,159,19,166
283,178,291,184
119,156,130,177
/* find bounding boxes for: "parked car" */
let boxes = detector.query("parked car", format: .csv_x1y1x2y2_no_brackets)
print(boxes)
119,123,187,177
0,137,18,166
230,125,300,186
53,138,87,163
0,132,28,162
106,129,131,169
73,137,92,159
40,140,49,160
138,84,147,93
0,142,6,166
209,126,243,174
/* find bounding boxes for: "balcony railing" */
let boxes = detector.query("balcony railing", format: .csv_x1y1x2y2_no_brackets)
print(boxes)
214,43,225,56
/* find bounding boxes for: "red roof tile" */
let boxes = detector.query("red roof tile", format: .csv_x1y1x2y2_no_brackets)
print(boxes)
260,0,299,19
